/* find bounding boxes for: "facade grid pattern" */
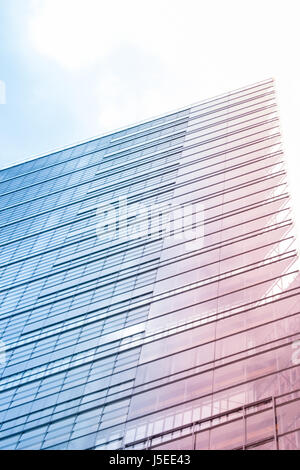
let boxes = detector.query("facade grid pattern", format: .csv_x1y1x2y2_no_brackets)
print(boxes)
0,79,299,450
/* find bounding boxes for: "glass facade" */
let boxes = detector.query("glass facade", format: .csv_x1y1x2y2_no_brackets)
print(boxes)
0,78,299,450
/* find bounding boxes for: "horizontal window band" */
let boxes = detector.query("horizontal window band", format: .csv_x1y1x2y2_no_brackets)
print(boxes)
100,101,275,164
135,289,300,363
2,293,299,414
57,186,290,266
0,176,177,238
10,279,299,376
124,391,297,450
33,206,296,298
100,131,186,162
186,99,276,133
102,114,277,167
122,357,299,426
0,217,165,271
2,318,298,428
3,340,296,438
0,185,287,292
8,286,297,393
188,81,274,115
55,181,289,265
178,149,282,181
74,162,288,233
3,283,299,391
0,129,281,233
73,129,284,222
102,91,276,161
1,312,146,379
87,130,279,197
2,322,298,428
1,250,296,356
52,203,291,278
100,90,275,162
109,82,273,144
0,216,292,315
67,194,289,264
0,145,184,215
0,243,297,328
79,142,283,214
53,214,292,272
16,267,299,352
102,129,187,159
67,169,287,240
0,113,190,185
86,163,179,195
0,181,177,247
132,330,300,393
93,101,276,179
92,98,276,178
0,188,290,295
35,237,295,314
94,146,182,177
38,255,161,299
109,115,189,144
183,110,278,145
0,155,284,244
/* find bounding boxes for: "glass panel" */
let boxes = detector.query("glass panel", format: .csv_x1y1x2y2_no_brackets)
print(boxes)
209,419,244,450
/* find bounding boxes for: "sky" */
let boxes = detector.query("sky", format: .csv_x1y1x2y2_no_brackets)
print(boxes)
1,0,300,238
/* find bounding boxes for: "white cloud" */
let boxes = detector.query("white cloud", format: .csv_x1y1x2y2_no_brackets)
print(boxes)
28,0,180,69
29,0,124,68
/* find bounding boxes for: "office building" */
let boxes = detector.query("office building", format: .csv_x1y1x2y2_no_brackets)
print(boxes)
0,79,299,450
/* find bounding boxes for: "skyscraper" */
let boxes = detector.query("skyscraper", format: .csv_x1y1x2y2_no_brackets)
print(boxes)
0,79,299,450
